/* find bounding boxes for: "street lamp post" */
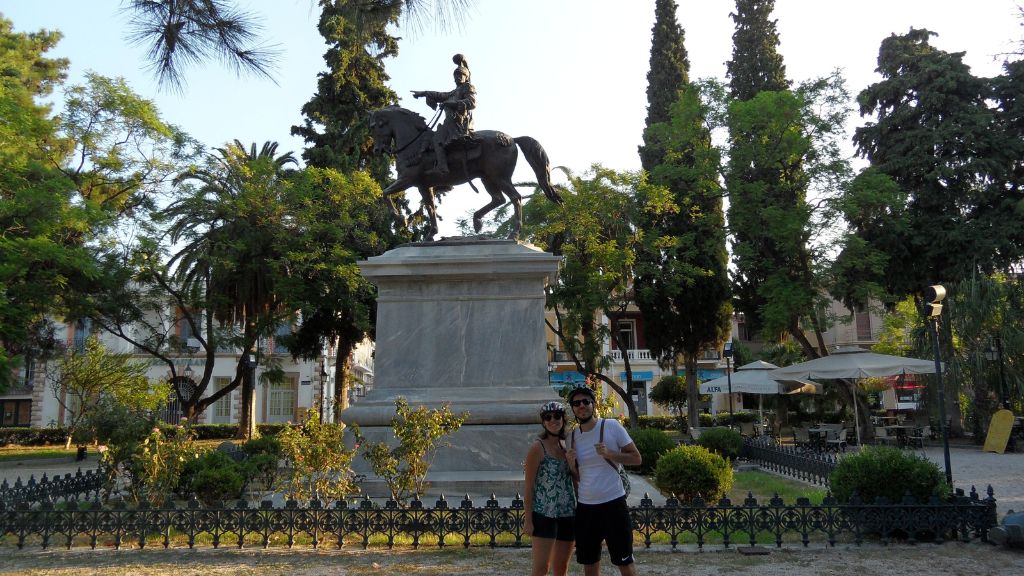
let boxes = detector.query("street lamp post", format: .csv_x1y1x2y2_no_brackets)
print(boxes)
924,285,953,486
243,351,257,440
724,341,734,421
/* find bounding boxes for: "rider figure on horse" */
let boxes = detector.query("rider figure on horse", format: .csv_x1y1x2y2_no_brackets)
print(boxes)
411,53,477,175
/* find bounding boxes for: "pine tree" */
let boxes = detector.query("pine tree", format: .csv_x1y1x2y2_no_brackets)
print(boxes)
638,0,689,172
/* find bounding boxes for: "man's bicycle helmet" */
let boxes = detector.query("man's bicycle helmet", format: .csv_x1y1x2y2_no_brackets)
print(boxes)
565,381,596,401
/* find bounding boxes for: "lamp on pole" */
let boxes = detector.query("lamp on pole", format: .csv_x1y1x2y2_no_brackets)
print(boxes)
924,285,952,485
724,340,734,420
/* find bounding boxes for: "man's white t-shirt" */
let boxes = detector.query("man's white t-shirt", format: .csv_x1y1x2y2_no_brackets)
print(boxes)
571,418,634,505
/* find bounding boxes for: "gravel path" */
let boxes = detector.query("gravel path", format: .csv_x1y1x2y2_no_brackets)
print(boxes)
1,542,1022,575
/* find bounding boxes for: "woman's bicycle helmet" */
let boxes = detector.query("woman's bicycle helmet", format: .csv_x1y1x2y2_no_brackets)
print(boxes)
539,401,565,415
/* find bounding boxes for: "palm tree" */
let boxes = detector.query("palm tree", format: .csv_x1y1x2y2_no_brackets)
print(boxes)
165,140,297,438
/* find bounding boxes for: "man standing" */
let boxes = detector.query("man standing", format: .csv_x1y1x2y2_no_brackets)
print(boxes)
411,53,477,175
565,383,642,576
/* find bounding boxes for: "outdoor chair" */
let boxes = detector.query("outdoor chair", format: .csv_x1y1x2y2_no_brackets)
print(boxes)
793,426,811,449
907,425,930,448
825,428,849,452
874,426,895,447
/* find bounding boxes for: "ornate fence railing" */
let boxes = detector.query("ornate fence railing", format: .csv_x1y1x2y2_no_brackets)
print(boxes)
0,489,997,550
741,437,838,485
0,469,103,504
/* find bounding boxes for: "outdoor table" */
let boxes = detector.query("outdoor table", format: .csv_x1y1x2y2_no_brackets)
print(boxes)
807,427,830,450
885,424,916,447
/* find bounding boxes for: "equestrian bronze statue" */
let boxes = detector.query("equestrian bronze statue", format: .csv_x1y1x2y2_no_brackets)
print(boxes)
369,54,562,240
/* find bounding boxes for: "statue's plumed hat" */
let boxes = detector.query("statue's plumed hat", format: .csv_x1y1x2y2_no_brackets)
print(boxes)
452,53,470,81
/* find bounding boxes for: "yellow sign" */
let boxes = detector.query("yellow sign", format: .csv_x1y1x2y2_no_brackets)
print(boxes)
983,409,1015,454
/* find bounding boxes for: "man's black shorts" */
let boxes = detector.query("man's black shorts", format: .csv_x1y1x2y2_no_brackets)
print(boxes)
574,496,634,565
531,512,575,541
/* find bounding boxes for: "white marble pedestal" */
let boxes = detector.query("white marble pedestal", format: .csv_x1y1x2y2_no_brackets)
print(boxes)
342,238,562,496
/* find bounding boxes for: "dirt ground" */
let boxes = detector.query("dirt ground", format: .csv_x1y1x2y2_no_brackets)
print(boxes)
1,542,1022,576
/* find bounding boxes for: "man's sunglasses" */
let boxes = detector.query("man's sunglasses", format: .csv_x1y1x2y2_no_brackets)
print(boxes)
541,412,563,422
569,398,593,407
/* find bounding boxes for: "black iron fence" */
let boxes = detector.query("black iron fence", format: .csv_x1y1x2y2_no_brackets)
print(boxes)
0,469,103,504
0,488,997,550
741,437,838,485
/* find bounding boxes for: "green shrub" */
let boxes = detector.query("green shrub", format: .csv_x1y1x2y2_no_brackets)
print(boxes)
696,427,743,460
829,446,951,504
628,428,676,475
179,449,246,503
189,451,246,504
654,445,733,503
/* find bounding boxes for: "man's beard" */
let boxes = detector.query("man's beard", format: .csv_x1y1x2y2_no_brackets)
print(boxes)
576,413,593,425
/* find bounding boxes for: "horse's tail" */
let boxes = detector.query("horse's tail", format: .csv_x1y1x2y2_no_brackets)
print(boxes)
514,136,563,205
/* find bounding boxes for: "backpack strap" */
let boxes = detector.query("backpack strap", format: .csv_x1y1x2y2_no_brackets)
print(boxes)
599,419,618,471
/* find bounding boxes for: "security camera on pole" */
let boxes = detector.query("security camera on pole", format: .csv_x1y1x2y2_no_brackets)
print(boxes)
924,284,953,485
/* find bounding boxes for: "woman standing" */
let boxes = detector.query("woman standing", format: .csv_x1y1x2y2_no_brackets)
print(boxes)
523,401,577,576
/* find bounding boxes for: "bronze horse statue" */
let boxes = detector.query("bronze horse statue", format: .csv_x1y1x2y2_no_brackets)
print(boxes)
368,105,563,240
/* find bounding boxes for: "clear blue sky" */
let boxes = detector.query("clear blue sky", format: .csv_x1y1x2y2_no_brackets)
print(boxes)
4,0,1021,235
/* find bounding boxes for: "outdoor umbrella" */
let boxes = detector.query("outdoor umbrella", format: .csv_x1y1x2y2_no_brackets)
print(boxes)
769,346,942,445
699,360,820,422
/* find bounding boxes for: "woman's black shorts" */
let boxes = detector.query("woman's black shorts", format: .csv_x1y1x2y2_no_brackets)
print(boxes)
531,512,575,541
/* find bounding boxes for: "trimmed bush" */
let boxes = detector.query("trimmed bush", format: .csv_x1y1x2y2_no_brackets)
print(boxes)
654,445,733,503
696,427,743,460
628,428,676,475
0,427,70,446
637,415,678,430
829,446,950,504
189,424,238,440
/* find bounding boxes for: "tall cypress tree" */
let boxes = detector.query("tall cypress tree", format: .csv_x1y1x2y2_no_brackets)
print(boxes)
636,1,731,428
292,0,400,182
726,0,787,101
639,0,689,172
725,0,818,350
